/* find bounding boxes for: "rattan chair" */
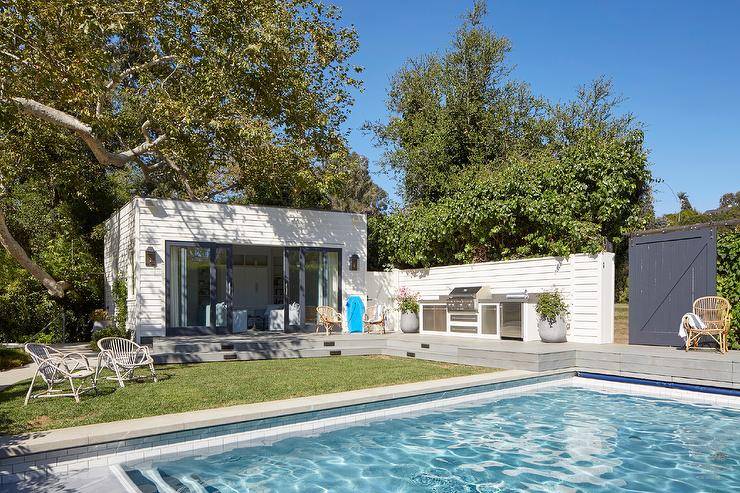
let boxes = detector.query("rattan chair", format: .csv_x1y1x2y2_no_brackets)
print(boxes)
23,343,96,405
363,304,386,333
95,337,157,387
683,296,732,353
316,306,341,335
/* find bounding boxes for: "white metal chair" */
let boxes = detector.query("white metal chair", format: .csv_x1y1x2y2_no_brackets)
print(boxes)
95,337,157,387
23,343,96,405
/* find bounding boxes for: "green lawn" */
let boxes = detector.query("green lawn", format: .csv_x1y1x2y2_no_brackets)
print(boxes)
614,303,629,344
0,356,494,435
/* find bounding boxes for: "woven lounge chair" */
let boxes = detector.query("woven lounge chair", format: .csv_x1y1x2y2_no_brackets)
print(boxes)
316,305,341,335
363,304,386,333
23,343,96,405
683,296,732,353
96,337,157,387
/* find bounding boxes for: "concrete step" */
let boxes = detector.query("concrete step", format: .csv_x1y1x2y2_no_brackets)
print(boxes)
154,346,379,364
153,336,387,355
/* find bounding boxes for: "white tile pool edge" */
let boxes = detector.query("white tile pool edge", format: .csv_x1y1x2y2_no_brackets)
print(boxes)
4,375,740,489
573,376,740,409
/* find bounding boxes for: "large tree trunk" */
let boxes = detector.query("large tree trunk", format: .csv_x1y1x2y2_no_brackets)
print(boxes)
0,209,67,298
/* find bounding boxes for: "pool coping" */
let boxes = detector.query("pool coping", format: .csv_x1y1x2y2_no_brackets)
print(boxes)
0,368,553,459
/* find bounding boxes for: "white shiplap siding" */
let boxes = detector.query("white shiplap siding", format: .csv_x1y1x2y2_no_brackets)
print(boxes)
105,198,367,338
367,253,615,343
103,201,136,329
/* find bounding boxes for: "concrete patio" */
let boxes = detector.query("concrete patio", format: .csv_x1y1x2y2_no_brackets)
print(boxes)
151,332,740,390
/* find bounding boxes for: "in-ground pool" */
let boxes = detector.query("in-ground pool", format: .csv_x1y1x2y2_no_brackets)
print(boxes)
123,386,740,492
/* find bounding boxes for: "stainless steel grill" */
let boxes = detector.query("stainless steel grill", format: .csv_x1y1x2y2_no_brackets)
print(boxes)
446,286,482,312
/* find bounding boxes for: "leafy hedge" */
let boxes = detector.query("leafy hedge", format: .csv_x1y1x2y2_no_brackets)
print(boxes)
717,228,740,349
369,130,651,269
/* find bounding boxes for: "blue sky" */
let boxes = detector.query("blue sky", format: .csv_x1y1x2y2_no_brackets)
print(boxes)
336,0,740,215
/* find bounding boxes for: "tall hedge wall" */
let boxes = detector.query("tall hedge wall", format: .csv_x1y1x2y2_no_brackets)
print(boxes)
717,228,740,349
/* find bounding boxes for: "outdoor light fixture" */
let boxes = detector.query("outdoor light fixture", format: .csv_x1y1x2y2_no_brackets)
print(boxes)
349,254,359,271
145,247,157,267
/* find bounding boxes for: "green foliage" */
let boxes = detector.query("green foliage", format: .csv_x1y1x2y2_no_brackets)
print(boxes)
1,0,362,202
367,3,651,270
89,326,132,352
536,292,569,324
653,192,740,227
367,1,547,205
112,275,128,334
371,130,651,268
717,228,740,349
324,152,389,215
0,347,32,371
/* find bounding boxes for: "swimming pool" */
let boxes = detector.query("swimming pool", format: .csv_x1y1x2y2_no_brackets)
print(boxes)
123,385,740,492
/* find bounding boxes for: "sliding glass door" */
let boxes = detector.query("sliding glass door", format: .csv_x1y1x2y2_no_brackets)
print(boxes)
284,247,341,328
167,242,232,330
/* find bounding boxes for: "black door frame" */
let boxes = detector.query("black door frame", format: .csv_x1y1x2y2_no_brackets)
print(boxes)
284,247,342,330
165,241,233,332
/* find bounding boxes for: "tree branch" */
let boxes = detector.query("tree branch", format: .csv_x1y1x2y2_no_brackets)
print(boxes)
96,55,176,116
10,97,166,167
157,151,197,199
0,208,69,298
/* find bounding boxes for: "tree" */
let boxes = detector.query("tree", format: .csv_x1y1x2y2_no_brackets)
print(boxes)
325,152,388,215
719,191,740,209
677,192,695,212
367,3,652,270
0,0,361,297
366,1,547,205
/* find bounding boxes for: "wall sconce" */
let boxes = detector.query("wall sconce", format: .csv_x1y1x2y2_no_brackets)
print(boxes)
145,247,157,267
349,254,359,271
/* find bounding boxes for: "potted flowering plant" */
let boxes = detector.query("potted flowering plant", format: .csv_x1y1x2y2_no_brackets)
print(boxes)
536,291,569,343
395,287,420,333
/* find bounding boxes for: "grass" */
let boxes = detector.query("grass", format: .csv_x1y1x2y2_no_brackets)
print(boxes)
0,347,31,372
0,355,494,435
614,303,629,344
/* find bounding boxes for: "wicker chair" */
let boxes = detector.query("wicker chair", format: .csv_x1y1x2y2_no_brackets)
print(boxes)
363,304,386,333
683,296,732,353
95,337,157,387
23,343,96,405
316,306,341,335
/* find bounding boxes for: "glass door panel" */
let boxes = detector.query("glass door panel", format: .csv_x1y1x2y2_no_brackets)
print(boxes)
169,246,211,327
213,247,231,328
326,251,339,311
168,243,232,330
304,251,322,324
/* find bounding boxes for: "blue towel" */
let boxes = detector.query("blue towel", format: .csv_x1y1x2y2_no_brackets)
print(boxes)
345,296,365,333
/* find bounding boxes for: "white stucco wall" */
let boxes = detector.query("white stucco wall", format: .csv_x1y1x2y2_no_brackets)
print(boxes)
104,198,367,338
367,253,615,343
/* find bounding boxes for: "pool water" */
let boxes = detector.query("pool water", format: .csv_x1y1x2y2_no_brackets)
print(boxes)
125,387,740,492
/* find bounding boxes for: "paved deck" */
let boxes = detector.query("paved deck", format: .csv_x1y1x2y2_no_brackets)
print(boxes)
152,332,740,390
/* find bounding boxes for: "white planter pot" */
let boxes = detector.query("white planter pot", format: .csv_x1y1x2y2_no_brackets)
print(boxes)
400,312,419,333
537,315,567,343
92,320,111,333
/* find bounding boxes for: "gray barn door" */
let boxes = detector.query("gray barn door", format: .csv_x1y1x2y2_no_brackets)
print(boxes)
628,228,716,346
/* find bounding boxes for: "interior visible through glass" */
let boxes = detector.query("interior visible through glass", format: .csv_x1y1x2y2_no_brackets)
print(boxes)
169,246,211,327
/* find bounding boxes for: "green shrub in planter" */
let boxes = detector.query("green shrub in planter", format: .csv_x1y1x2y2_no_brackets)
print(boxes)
536,291,569,324
90,327,131,351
